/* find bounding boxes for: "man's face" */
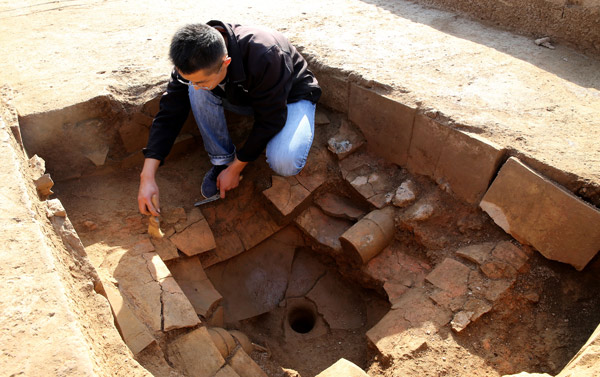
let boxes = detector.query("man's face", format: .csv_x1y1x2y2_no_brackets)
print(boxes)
179,56,231,90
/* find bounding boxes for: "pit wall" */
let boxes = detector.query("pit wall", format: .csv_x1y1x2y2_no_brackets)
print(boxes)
0,87,151,377
406,0,600,56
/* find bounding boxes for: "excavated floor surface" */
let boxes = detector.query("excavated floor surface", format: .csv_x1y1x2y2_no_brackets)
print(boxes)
53,109,600,377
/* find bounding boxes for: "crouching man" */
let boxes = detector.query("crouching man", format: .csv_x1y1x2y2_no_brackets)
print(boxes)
138,21,321,215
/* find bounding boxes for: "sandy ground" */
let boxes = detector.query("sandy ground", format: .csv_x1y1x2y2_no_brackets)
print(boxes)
0,0,599,191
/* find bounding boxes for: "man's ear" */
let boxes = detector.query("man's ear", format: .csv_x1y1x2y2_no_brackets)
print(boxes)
223,56,232,67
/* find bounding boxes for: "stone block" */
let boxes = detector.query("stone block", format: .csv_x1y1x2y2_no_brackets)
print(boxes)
451,310,474,332
392,180,417,208
480,157,600,271
205,227,299,322
228,348,268,377
407,114,450,177
316,358,369,377
349,85,415,166
315,192,366,220
113,252,199,332
166,327,226,377
435,130,504,204
167,257,223,317
313,70,348,113
103,283,155,354
169,218,216,256
28,154,46,179
306,271,365,330
455,242,496,265
425,258,470,298
263,175,311,221
327,119,365,160
295,206,353,253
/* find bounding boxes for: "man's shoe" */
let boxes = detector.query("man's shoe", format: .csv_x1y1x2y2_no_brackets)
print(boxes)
201,164,228,199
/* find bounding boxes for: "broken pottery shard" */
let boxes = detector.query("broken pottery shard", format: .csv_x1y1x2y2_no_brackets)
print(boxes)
463,297,492,322
103,283,155,354
167,257,223,317
286,247,328,298
491,240,528,271
162,207,187,226
316,358,369,377
205,227,297,322
480,157,600,271
425,258,470,298
455,242,496,266
142,253,200,331
263,175,311,220
208,327,237,358
167,327,226,377
169,218,216,256
149,237,179,261
46,198,66,217
306,271,365,330
314,192,366,220
174,207,204,232
295,206,353,253
366,308,437,360
34,173,54,197
229,348,268,377
451,310,475,332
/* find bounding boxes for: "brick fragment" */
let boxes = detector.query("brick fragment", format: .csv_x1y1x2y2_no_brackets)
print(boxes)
425,258,470,298
169,219,216,256
455,242,496,265
167,327,226,377
263,175,311,220
480,157,600,271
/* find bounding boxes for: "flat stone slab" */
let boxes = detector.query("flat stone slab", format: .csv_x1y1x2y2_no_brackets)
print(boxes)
205,227,301,322
263,175,311,220
166,327,226,377
166,257,223,317
169,218,216,257
103,283,156,354
425,258,470,298
306,271,366,330
480,157,600,270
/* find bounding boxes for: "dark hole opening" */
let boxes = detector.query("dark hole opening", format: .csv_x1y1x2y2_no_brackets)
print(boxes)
288,306,316,334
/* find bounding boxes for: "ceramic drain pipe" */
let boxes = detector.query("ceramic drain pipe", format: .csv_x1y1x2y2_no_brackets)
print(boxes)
339,206,395,264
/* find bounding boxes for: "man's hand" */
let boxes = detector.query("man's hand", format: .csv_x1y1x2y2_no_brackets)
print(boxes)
216,158,248,199
138,158,161,216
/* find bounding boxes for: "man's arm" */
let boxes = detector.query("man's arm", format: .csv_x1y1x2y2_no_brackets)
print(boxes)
138,158,161,216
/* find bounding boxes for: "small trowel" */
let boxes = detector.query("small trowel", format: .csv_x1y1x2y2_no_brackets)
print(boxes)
148,195,164,239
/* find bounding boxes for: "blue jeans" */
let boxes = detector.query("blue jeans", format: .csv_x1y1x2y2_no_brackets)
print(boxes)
189,88,315,176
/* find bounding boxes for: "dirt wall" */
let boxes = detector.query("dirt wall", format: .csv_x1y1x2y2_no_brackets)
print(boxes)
407,0,600,56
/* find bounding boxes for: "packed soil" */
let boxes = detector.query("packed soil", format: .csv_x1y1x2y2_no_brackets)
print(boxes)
53,108,600,377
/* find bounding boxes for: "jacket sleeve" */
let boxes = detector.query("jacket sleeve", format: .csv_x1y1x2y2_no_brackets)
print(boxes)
142,69,191,164
236,46,294,162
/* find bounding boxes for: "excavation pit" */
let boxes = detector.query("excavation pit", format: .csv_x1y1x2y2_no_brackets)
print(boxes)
10,82,599,377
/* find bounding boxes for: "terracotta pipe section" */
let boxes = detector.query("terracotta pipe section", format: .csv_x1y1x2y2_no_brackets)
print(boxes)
339,207,395,264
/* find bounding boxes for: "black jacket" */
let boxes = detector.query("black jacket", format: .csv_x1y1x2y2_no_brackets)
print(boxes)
143,21,322,163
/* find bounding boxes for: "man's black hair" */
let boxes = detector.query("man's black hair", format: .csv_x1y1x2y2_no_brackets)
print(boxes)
169,24,226,75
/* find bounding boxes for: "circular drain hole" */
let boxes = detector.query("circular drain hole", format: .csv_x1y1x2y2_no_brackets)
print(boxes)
288,306,317,334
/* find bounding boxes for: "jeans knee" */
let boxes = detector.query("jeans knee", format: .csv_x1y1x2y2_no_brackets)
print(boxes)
268,154,306,177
